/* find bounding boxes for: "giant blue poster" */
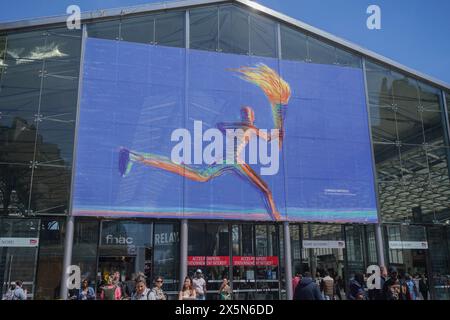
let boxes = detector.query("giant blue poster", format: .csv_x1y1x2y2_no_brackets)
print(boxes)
72,37,378,223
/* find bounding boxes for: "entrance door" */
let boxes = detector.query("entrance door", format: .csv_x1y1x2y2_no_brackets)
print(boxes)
97,220,153,292
385,225,429,298
0,218,40,299
302,224,345,279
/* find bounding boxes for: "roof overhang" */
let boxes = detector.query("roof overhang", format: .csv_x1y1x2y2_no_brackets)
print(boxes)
0,0,449,91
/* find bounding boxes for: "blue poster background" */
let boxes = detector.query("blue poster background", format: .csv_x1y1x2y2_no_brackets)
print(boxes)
73,37,378,223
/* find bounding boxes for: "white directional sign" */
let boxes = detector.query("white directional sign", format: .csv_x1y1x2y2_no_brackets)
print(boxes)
388,241,428,250
0,237,39,247
302,240,346,249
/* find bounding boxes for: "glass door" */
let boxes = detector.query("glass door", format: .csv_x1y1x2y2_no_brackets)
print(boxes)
0,218,40,299
232,224,256,300
97,220,153,293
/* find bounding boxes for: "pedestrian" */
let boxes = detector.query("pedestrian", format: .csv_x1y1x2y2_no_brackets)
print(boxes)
131,277,151,300
100,276,121,300
9,280,27,300
77,278,96,300
293,272,323,300
405,274,418,300
148,276,167,300
292,272,302,295
383,267,409,300
218,276,232,300
112,270,124,298
347,273,366,300
193,269,207,300
179,276,196,300
419,274,429,300
334,275,344,300
122,273,137,300
320,271,335,300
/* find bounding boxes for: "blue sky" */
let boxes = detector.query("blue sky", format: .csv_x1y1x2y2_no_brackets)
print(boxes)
1,0,449,84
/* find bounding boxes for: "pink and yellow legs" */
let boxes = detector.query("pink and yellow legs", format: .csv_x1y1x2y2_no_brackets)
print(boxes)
119,147,282,221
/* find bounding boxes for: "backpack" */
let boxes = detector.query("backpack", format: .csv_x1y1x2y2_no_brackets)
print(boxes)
102,285,117,300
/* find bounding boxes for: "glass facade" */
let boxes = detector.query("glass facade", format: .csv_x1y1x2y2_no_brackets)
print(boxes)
0,1,449,300
0,28,81,216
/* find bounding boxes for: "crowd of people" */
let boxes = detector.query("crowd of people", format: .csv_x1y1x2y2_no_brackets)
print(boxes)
65,268,232,300
292,266,430,300
3,266,432,301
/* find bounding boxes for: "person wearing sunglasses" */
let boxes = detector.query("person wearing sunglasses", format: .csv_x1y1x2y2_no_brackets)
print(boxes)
148,276,167,300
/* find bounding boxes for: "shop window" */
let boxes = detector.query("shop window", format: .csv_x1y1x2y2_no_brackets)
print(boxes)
190,6,219,51
0,218,40,299
35,217,65,300
153,223,179,295
72,219,99,290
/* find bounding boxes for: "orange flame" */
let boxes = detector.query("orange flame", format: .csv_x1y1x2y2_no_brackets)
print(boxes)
234,64,291,105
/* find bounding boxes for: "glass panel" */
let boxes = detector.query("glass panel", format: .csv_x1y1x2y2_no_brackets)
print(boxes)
188,223,205,256
72,219,99,291
335,47,361,68
249,13,277,58
0,60,42,165
392,75,424,145
0,218,40,299
45,28,82,61
418,82,445,146
289,224,301,275
366,60,450,223
120,15,154,44
280,25,307,62
87,20,120,40
255,225,279,299
204,224,229,299
345,225,365,279
219,5,249,55
307,37,335,65
0,164,32,215
366,225,377,264
369,104,397,144
155,11,185,48
232,224,255,300
29,165,71,214
4,30,46,61
35,217,65,300
153,223,179,296
190,6,218,51
37,59,79,166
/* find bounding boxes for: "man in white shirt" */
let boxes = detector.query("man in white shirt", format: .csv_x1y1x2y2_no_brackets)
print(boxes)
192,269,207,300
